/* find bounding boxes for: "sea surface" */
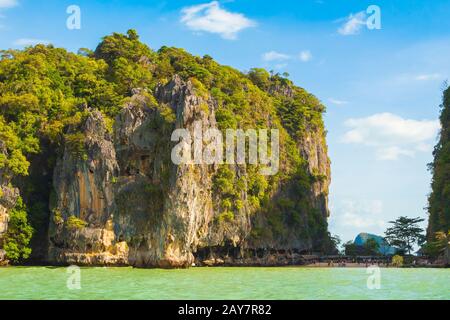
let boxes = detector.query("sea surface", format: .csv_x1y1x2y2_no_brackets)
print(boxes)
0,266,448,300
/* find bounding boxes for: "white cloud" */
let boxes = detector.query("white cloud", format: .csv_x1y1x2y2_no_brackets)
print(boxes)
328,198,394,242
13,38,50,46
0,0,17,29
338,11,366,36
414,73,442,81
335,200,386,229
299,50,312,62
0,0,17,8
391,73,445,85
376,146,414,160
329,98,348,105
180,1,256,40
262,50,313,64
341,112,440,160
262,51,290,62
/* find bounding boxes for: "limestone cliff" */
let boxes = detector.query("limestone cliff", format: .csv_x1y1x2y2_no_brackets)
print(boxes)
47,75,331,267
427,86,450,238
0,31,332,267
48,110,127,265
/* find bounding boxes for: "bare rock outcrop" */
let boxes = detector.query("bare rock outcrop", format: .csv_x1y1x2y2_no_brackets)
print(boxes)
48,110,128,265
112,76,218,267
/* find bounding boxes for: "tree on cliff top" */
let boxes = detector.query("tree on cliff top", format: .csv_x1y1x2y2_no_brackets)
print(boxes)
94,29,155,95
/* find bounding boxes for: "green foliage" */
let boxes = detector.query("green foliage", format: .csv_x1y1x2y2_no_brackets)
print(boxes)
364,238,380,255
248,174,268,199
64,132,87,160
221,198,232,210
234,199,243,210
3,197,33,264
190,77,209,100
311,168,327,183
392,255,404,267
343,239,380,256
52,209,64,225
0,116,31,177
384,216,425,255
344,241,358,256
267,210,286,237
422,231,450,261
217,211,235,223
66,215,87,230
0,41,128,182
275,90,325,140
330,234,341,251
94,29,155,95
213,166,236,196
215,108,237,130
157,103,176,124
247,68,271,90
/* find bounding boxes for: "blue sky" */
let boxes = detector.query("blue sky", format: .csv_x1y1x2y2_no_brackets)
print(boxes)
1,0,449,244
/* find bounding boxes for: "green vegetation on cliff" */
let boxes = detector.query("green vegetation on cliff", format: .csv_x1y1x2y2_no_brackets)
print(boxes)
425,86,450,261
0,29,332,262
427,86,450,238
3,197,33,263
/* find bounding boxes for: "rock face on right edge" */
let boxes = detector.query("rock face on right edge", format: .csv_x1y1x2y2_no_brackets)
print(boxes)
427,86,450,239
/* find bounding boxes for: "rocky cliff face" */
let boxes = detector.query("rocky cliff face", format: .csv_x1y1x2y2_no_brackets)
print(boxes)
48,109,128,265
300,126,331,220
0,31,332,267
47,75,331,267
0,142,20,265
113,76,219,267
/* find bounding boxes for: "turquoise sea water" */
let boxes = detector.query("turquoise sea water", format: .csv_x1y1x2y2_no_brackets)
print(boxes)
0,267,448,300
